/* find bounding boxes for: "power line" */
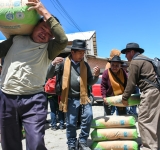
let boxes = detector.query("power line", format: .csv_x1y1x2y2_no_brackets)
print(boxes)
49,0,75,28
49,0,87,39
53,0,83,32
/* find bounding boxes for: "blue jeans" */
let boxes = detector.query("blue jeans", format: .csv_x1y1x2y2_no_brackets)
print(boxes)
127,86,139,117
103,102,126,115
66,98,93,147
127,106,138,116
48,95,64,127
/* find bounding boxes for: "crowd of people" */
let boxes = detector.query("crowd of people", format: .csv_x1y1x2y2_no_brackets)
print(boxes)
36,40,160,150
29,40,160,150
0,1,160,150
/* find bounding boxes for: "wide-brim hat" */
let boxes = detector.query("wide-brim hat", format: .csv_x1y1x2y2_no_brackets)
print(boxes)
121,43,144,54
108,55,124,64
69,39,90,50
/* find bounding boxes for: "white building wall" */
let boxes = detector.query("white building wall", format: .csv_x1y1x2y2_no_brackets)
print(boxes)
86,38,94,55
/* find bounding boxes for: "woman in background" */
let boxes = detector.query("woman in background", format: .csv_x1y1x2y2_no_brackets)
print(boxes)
101,55,127,115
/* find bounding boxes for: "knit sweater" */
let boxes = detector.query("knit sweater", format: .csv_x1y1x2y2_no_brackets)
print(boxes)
47,59,99,98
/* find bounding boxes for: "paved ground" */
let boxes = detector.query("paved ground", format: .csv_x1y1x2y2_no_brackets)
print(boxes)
0,101,141,150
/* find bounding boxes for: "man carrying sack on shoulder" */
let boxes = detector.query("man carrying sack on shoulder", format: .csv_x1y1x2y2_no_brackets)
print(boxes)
0,1,68,149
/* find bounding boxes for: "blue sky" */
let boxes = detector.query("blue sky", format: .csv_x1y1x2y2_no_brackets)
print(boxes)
0,0,160,60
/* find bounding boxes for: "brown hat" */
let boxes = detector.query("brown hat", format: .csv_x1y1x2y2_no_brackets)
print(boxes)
109,49,121,60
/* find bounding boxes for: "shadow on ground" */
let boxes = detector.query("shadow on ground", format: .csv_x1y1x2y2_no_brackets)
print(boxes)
45,122,51,130
92,101,103,106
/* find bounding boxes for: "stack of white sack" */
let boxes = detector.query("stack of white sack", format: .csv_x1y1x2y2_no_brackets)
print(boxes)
91,115,139,150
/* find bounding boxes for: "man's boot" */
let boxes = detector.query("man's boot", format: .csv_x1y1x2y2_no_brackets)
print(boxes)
68,145,76,150
78,142,91,150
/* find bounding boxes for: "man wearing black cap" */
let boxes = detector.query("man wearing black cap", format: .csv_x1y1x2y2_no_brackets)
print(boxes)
121,43,160,150
47,39,100,150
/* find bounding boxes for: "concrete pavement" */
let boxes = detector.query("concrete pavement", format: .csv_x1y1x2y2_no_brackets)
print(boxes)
0,102,141,150
40,103,104,150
